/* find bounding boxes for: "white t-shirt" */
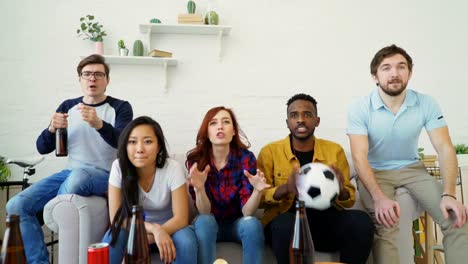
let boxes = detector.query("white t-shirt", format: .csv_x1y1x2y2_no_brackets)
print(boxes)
109,158,187,224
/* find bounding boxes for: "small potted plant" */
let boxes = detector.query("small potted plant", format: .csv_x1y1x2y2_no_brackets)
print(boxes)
149,18,162,24
187,0,196,14
0,155,11,184
76,15,107,55
418,147,425,160
205,10,219,25
118,40,129,56
455,143,468,167
205,0,219,25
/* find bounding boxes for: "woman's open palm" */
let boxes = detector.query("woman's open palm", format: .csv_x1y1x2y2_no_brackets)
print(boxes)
244,169,271,191
188,162,210,189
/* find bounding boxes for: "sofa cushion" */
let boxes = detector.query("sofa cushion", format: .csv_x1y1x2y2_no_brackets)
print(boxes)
44,194,109,264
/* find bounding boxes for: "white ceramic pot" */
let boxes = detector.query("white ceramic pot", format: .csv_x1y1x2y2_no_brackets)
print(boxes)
456,154,468,167
119,48,129,56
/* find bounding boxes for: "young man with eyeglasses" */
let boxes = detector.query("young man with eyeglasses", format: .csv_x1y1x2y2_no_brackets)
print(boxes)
6,54,133,264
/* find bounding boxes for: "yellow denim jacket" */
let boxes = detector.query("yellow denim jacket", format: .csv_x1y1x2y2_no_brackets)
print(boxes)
258,135,355,226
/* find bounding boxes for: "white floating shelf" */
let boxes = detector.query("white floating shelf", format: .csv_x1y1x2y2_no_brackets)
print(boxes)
139,24,231,35
79,55,177,92
139,24,232,60
99,55,177,66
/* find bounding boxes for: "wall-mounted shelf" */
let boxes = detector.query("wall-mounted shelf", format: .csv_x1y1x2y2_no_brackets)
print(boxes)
139,24,231,35
139,24,232,60
100,55,177,66
80,55,177,92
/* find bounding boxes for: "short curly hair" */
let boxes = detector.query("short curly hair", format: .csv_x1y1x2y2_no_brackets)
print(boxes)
286,93,318,115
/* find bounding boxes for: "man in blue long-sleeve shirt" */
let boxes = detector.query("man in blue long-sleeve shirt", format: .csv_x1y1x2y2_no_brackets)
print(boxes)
6,54,133,264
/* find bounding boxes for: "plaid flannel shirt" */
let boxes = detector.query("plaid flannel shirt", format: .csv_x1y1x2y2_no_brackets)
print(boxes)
189,148,257,221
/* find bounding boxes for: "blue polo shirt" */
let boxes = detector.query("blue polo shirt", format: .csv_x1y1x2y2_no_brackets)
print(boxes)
347,88,446,170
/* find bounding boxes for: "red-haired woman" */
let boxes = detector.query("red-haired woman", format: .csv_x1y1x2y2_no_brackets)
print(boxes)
186,106,270,264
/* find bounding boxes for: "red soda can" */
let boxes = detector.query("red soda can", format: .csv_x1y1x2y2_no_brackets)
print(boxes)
88,242,109,264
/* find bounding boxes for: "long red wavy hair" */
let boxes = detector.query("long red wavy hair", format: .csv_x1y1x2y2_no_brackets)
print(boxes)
186,106,250,171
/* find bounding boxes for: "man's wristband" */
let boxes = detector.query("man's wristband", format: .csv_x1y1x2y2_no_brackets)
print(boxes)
441,193,457,200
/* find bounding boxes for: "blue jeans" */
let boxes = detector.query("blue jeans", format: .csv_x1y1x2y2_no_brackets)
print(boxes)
193,214,264,264
5,166,109,264
102,226,198,264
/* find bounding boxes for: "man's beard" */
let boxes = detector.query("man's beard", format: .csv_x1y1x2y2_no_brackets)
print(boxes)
379,80,407,96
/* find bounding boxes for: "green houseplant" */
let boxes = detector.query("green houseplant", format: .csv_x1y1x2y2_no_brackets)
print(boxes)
76,15,107,42
76,15,107,54
455,144,468,167
0,155,11,183
455,144,468,154
118,40,129,56
418,147,425,160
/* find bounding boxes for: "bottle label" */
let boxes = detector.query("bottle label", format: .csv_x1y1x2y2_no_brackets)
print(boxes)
3,246,24,252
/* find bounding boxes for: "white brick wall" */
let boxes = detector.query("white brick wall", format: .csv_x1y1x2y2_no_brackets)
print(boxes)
1,0,468,181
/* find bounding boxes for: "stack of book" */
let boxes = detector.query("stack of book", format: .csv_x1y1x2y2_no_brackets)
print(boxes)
148,49,172,58
178,14,204,24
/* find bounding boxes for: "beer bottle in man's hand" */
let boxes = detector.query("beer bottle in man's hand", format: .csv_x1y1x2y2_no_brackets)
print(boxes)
125,205,150,264
290,200,315,264
55,114,67,157
1,214,27,264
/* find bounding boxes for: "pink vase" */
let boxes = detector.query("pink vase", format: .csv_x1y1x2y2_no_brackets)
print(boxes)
95,41,104,55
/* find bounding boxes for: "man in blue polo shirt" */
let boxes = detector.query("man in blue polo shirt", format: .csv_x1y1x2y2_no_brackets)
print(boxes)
6,54,133,264
347,44,468,264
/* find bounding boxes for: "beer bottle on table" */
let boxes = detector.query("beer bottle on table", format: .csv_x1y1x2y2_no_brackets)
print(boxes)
55,120,68,157
125,205,150,264
290,200,315,264
1,214,27,264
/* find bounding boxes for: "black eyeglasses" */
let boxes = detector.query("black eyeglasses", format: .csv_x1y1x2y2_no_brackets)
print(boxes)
80,71,107,80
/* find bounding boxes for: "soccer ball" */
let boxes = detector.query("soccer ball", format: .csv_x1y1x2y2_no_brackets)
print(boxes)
297,162,340,210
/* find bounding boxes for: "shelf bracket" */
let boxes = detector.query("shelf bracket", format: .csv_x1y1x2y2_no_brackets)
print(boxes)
146,29,152,54
218,29,224,61
163,61,168,93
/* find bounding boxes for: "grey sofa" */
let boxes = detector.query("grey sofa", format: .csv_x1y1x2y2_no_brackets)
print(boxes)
43,194,346,264
43,154,422,264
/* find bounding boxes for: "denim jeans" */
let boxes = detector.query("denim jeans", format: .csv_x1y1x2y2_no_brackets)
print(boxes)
193,214,264,264
5,166,109,264
102,225,198,263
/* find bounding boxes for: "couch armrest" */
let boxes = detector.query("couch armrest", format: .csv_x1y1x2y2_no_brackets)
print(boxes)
44,194,109,264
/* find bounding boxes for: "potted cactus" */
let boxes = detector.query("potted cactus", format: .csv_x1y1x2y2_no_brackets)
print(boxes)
76,15,107,55
149,18,162,24
205,11,219,25
118,40,129,56
133,40,144,56
205,0,219,25
187,0,196,14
